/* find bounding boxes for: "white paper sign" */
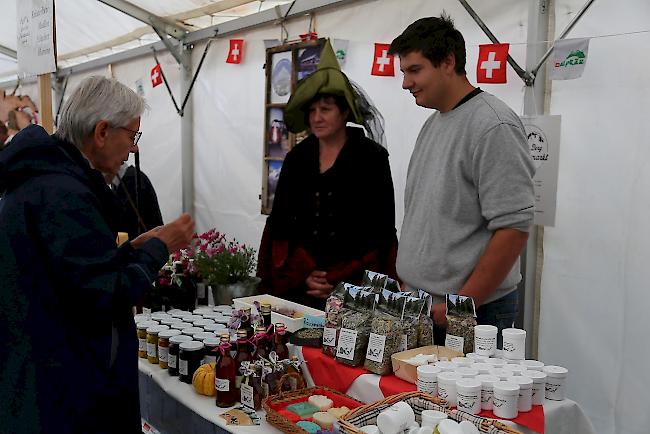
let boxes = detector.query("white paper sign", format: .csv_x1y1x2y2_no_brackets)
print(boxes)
445,334,464,353
521,115,561,227
336,328,358,361
322,327,337,346
550,38,590,80
366,333,387,363
16,0,56,77
241,383,254,408
216,378,230,392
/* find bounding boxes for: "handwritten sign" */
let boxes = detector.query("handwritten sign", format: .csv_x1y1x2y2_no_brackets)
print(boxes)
17,0,56,77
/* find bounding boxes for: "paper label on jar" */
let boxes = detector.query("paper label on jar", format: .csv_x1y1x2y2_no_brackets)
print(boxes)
241,383,254,408
445,334,464,353
399,334,407,352
322,327,337,346
216,378,230,392
366,333,387,363
147,342,157,358
179,359,188,375
168,354,177,369
197,283,206,298
336,328,357,361
158,346,168,363
138,338,146,352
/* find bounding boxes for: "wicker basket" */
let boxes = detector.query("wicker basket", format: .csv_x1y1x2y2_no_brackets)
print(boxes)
338,391,522,434
263,379,363,434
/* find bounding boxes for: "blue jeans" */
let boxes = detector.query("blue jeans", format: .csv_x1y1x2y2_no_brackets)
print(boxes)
433,290,520,350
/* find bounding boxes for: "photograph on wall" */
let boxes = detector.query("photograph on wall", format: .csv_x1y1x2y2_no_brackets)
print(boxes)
270,51,292,103
266,160,283,209
267,108,289,158
297,45,322,80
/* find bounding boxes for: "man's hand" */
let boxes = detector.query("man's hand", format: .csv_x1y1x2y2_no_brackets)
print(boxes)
431,303,447,328
130,226,163,249
149,213,195,253
305,270,334,299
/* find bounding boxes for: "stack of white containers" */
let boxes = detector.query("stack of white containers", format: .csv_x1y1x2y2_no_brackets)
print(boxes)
414,326,569,420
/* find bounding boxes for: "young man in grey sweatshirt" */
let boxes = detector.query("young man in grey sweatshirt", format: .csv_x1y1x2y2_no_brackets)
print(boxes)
389,15,535,346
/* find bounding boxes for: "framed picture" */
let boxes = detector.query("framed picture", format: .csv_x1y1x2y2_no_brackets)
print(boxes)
261,38,325,214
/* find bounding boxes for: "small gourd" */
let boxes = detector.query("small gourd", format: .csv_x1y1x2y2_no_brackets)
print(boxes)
192,362,216,396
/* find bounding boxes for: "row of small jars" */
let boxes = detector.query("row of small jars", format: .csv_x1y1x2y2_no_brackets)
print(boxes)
416,356,568,420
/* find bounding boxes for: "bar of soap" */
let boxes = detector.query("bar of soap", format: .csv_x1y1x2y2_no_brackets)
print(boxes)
327,406,350,418
286,402,320,419
313,411,337,429
308,394,333,411
296,421,321,433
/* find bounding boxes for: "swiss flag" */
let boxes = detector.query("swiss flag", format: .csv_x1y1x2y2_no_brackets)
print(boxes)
150,64,163,87
371,43,394,76
226,39,244,64
476,43,509,84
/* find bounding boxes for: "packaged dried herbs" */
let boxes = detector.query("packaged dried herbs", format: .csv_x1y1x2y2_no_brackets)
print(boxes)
362,270,400,293
290,327,323,347
322,284,346,356
335,311,372,367
364,314,401,375
417,313,435,347
445,294,477,354
395,294,427,351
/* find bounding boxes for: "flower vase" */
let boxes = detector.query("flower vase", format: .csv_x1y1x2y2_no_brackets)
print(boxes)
211,277,261,305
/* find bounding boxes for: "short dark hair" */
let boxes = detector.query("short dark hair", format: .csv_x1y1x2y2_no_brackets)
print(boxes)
389,14,467,75
304,93,351,127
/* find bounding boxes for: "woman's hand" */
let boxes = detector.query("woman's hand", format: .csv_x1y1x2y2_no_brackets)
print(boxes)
305,270,334,299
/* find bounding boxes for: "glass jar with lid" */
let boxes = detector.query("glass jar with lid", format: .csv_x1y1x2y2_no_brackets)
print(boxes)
168,335,193,376
146,325,169,363
137,320,158,358
179,341,205,384
158,329,182,369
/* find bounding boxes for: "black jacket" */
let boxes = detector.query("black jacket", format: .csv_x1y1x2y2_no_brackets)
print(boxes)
0,125,168,433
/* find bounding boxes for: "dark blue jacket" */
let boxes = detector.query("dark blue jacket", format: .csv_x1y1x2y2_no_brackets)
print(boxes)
0,125,168,434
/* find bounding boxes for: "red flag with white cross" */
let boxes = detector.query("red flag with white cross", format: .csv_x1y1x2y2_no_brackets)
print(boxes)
226,39,244,64
371,43,394,76
476,43,509,83
150,64,163,87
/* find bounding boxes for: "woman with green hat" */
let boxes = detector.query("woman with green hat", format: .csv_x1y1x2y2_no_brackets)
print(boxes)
257,40,398,308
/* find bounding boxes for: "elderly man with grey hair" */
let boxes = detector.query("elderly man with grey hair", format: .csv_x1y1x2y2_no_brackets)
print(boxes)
0,76,194,434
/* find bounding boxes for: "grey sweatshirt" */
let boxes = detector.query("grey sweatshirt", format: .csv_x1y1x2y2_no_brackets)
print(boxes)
396,92,535,305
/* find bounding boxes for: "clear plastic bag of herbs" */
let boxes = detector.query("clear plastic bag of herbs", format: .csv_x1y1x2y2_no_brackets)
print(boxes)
362,270,401,293
335,288,377,367
363,313,402,375
445,294,477,354
322,283,347,356
394,294,428,352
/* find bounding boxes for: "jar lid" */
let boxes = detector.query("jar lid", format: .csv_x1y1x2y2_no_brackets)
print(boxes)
137,321,158,330
434,361,456,371
507,376,532,387
472,363,492,373
474,324,498,334
192,331,215,340
522,370,547,381
417,365,441,378
475,374,500,386
486,358,507,367
502,328,526,338
181,314,203,322
158,329,182,339
167,309,183,314
171,322,194,330
203,337,221,346
451,356,472,367
146,325,169,334
493,381,520,395
543,365,568,377
437,372,461,383
179,341,204,352
456,367,479,378
489,368,510,380
504,364,525,374
193,319,215,326
521,360,545,370
170,311,191,318
201,312,221,320
456,378,482,391
193,307,214,315
169,335,193,344
182,327,204,335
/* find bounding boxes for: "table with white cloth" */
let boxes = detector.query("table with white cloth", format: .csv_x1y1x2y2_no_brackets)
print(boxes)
138,346,596,434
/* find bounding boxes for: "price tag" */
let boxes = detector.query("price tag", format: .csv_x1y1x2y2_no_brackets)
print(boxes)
445,334,464,353
158,346,168,363
322,327,337,346
216,378,230,392
168,354,177,369
366,333,387,363
179,359,188,375
241,383,254,408
146,343,156,358
335,328,358,361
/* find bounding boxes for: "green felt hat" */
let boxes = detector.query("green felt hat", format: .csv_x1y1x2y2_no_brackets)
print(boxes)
284,39,363,133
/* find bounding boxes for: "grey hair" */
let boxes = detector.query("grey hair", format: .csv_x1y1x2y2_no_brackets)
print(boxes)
55,75,147,149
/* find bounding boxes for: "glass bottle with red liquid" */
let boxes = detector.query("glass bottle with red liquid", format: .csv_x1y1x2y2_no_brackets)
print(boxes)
234,329,253,389
273,322,289,361
215,333,237,407
252,325,270,361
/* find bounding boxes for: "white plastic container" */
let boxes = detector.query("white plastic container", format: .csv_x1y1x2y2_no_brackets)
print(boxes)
474,325,498,356
435,361,457,372
520,359,545,371
522,370,547,405
472,363,492,375
456,378,482,415
504,364,525,376
486,358,507,368
464,352,485,362
489,368,511,381
417,365,441,395
475,374,499,411
420,409,447,429
492,381,520,419
376,401,415,434
451,357,472,368
455,367,479,379
501,328,526,360
543,365,569,400
508,375,533,412
437,372,461,407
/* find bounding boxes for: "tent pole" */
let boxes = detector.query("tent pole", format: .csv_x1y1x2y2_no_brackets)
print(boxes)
180,44,194,217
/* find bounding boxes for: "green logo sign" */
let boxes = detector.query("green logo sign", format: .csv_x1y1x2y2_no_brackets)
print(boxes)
558,50,585,67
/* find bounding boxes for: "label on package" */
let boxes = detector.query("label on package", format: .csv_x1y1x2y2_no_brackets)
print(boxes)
366,333,387,363
304,314,325,328
445,334,464,353
138,338,146,352
322,327,337,346
241,383,254,408
336,328,358,361
158,346,168,363
168,354,177,369
216,378,230,392
147,343,156,358
179,359,188,375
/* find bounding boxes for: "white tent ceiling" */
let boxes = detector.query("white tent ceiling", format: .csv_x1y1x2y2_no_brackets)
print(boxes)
0,0,292,78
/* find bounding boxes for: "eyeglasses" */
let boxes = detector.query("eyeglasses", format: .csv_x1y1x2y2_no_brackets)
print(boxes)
118,126,142,146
